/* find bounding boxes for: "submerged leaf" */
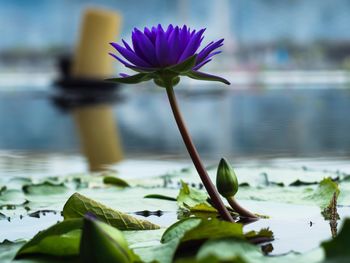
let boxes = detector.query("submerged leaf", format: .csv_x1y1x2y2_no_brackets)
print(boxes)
63,193,160,230
15,219,82,258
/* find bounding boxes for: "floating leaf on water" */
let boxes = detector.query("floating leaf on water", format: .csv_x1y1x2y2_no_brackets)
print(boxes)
289,179,319,187
63,193,160,230
0,189,27,206
22,182,69,195
15,219,83,258
103,176,130,188
144,194,176,201
0,186,6,194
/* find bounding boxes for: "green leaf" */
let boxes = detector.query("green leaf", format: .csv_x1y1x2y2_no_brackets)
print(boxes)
196,238,260,263
15,219,82,258
185,70,230,85
157,218,244,263
103,176,130,188
144,194,177,201
244,228,274,243
133,218,201,263
106,73,153,84
321,218,350,262
63,193,160,230
162,217,244,244
180,218,244,243
161,218,202,243
306,178,340,209
177,181,216,213
168,55,197,73
80,215,141,263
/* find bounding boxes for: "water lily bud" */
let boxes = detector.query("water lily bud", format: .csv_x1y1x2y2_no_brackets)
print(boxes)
216,158,239,198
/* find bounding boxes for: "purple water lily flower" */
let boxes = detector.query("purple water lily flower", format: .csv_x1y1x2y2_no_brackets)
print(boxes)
108,25,235,222
108,24,230,87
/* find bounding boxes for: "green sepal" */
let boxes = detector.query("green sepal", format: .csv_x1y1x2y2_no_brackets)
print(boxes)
106,73,153,84
216,158,239,198
167,54,197,73
154,73,180,88
185,70,230,85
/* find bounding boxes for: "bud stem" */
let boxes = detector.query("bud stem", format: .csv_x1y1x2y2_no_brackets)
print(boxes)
165,86,234,222
227,196,258,219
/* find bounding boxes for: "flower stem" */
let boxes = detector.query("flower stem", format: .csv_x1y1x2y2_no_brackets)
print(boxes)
165,86,234,222
226,196,258,219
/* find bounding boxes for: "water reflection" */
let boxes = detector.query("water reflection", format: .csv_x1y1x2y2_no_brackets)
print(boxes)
1,84,350,157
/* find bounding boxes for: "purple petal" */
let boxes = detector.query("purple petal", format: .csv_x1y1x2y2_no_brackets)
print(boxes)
144,27,157,44
193,51,221,70
165,24,174,39
193,59,212,70
133,29,158,66
109,52,135,67
196,39,224,64
110,42,151,67
178,28,206,62
178,25,191,58
110,53,157,72
167,26,181,64
122,39,133,52
131,29,156,65
120,73,130,77
155,28,170,66
157,24,164,33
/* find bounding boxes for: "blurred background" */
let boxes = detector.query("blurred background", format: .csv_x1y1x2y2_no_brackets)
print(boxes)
1,0,350,167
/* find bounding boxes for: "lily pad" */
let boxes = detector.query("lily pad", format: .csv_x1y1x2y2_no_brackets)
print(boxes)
63,193,160,230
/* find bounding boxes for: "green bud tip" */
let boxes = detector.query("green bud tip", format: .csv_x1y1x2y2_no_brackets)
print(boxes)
216,158,239,198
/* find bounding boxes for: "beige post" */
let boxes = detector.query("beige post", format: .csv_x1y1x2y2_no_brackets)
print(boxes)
72,8,123,171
